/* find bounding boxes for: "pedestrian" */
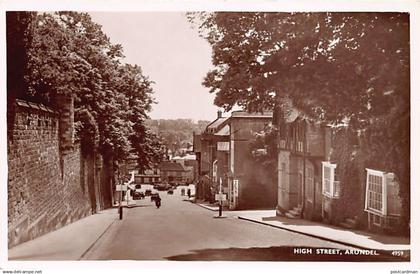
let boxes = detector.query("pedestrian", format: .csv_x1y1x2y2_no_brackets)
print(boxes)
187,189,191,198
155,194,161,208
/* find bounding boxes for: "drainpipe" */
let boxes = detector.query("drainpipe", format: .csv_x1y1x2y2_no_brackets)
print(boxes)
301,121,307,218
313,126,319,219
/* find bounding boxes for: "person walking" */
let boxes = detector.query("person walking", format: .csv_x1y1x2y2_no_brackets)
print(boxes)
155,194,161,208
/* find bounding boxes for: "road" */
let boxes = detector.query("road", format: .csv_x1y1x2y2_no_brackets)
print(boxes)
82,186,395,261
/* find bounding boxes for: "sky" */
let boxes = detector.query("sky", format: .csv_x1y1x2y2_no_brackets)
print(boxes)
89,12,219,121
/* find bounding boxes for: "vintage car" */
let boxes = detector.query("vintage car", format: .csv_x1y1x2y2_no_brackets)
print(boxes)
145,189,152,196
132,191,145,200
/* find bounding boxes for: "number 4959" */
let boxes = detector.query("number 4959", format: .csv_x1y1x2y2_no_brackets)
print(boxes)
392,250,404,256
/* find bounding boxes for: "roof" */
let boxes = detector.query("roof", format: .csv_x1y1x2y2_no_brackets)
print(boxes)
214,124,230,136
182,154,196,160
206,117,228,132
230,111,273,119
158,161,185,172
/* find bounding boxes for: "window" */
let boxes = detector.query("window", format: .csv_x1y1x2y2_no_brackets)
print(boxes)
365,168,386,215
297,141,304,152
322,162,339,198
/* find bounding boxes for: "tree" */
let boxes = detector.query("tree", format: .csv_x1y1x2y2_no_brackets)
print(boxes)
8,11,166,205
6,12,36,101
117,64,166,171
190,12,410,231
22,12,165,168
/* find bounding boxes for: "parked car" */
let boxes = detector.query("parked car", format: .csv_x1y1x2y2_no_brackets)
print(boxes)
133,191,145,200
167,189,174,195
155,183,170,191
145,189,152,196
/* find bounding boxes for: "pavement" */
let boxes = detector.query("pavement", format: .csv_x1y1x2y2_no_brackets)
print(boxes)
7,201,137,260
196,203,410,252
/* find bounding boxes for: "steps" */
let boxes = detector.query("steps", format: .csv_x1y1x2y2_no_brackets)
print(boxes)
339,217,357,229
285,205,302,219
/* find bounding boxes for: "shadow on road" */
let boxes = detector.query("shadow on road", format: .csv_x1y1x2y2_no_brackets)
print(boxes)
165,246,410,262
111,204,154,209
261,216,410,245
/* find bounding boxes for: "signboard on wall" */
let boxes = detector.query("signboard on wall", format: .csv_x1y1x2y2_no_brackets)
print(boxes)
217,142,230,151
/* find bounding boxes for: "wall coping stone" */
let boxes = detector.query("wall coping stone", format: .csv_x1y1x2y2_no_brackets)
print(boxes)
15,99,57,114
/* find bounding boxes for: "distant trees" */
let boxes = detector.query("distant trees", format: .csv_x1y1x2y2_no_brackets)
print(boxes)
7,11,165,175
147,119,209,156
189,12,410,230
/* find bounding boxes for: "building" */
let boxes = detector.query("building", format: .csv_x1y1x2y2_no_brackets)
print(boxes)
193,111,228,202
194,110,276,209
134,169,161,185
159,161,189,185
275,101,405,234
276,112,327,221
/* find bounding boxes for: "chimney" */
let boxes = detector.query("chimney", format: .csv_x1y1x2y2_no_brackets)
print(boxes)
217,110,222,118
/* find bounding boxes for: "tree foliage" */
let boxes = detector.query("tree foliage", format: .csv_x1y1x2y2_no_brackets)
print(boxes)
190,12,410,229
147,119,209,156
8,11,165,169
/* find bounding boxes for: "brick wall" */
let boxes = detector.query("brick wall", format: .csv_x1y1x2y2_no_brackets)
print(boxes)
7,99,93,248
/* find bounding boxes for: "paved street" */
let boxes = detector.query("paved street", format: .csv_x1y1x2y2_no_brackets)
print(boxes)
82,186,359,261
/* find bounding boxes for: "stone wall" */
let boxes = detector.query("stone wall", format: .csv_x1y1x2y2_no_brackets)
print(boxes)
7,99,94,248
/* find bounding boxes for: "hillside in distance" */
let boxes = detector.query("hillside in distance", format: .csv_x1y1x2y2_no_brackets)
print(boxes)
146,119,210,156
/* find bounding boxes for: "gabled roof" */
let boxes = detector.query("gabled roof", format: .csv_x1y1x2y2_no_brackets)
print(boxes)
214,124,230,136
206,117,228,133
159,161,186,172
216,111,273,131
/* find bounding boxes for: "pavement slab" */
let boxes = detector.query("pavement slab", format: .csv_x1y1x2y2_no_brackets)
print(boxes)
8,208,118,260
235,210,410,251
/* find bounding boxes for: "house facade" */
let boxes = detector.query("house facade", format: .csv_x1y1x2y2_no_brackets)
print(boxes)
134,169,162,185
276,115,327,221
171,154,198,184
275,105,405,234
194,110,276,209
159,161,189,185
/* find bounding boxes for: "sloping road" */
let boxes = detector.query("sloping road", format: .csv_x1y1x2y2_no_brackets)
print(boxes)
82,187,397,261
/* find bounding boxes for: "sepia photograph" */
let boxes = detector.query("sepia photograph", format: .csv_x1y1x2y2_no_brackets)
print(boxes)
1,1,419,273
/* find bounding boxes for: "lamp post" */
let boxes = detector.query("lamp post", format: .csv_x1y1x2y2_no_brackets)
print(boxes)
116,160,123,220
218,178,223,217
